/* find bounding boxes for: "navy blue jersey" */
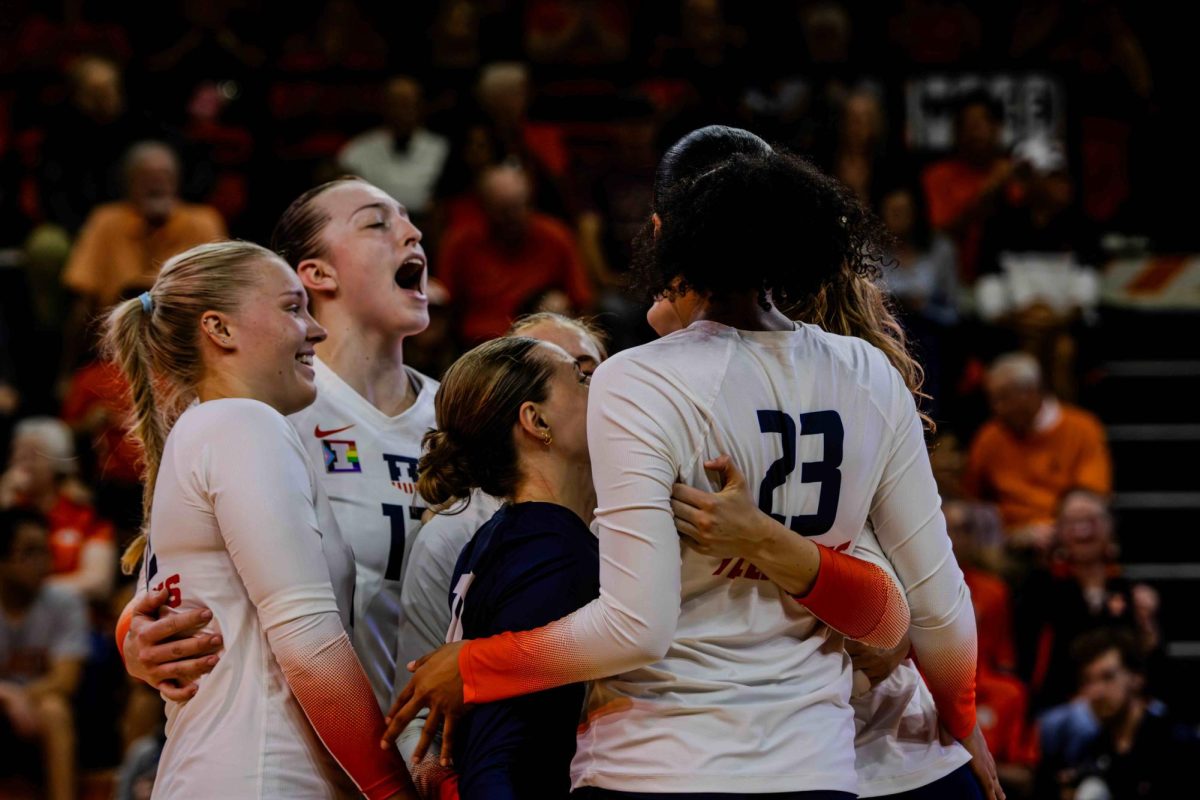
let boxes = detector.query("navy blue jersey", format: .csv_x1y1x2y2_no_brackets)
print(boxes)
450,501,599,800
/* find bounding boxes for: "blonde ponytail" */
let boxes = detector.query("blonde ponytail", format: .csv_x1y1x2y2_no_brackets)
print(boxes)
101,240,276,573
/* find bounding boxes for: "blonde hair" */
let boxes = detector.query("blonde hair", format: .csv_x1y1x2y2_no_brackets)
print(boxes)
508,312,609,360
102,240,280,573
791,274,935,433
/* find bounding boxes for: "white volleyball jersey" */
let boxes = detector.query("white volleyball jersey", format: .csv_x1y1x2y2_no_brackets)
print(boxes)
397,490,504,675
458,320,977,795
851,529,970,797
289,357,439,709
395,490,503,762
146,399,357,799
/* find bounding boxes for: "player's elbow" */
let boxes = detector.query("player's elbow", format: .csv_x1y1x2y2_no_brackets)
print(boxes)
858,594,910,651
618,612,675,668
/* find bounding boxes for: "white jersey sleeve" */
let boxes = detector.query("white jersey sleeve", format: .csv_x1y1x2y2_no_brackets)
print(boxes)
290,359,440,710
870,370,978,739
396,491,503,678
148,399,408,800
456,353,693,699
200,402,411,800
395,491,501,763
848,528,969,797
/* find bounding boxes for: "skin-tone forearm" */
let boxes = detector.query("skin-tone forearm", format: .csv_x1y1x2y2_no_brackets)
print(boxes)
738,517,821,596
668,456,822,595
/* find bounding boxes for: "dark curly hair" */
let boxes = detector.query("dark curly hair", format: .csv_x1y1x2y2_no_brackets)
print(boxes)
634,149,891,312
654,124,772,206
640,126,932,429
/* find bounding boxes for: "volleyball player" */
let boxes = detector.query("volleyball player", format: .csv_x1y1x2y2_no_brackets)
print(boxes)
647,127,997,799
384,149,966,799
103,241,413,798
392,313,606,776
414,335,600,798
119,177,439,712
395,312,606,689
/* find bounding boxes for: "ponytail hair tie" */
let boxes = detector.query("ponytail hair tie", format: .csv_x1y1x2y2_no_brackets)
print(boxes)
138,292,154,313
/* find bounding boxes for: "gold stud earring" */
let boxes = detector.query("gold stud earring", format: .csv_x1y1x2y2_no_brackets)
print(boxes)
542,432,553,446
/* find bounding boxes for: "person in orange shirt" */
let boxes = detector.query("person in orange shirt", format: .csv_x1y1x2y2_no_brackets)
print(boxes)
0,418,115,602
964,352,1111,550
59,141,227,394
437,164,593,346
62,141,227,309
921,90,1019,282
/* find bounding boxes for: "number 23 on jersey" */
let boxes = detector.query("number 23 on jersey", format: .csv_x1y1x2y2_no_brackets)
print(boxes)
756,409,843,536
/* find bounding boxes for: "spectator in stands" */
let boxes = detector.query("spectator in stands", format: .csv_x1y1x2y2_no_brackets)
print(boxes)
648,0,747,119
59,141,225,386
977,137,1097,277
38,54,165,235
921,89,1017,282
278,0,386,72
826,88,893,208
964,352,1111,547
576,94,659,352
524,0,633,67
0,417,115,602
1017,488,1162,712
879,184,959,328
1036,628,1190,799
878,182,958,416
61,141,226,310
477,61,569,180
60,331,141,538
975,136,1100,400
337,76,449,227
438,164,592,347
0,508,89,800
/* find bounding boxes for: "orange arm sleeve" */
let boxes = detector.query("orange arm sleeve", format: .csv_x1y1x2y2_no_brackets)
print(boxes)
792,544,911,649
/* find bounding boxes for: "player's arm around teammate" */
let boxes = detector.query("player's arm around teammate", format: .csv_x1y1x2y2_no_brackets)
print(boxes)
669,456,1002,800
104,241,415,799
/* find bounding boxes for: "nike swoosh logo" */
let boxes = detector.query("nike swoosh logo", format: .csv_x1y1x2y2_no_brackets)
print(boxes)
314,424,355,438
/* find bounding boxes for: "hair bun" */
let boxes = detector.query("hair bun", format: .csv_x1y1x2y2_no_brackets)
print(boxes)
417,429,476,508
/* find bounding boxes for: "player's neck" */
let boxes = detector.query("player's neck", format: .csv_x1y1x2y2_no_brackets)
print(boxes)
697,292,795,332
315,329,415,417
513,456,595,525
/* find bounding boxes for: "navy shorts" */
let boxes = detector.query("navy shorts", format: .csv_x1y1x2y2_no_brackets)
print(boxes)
874,764,983,800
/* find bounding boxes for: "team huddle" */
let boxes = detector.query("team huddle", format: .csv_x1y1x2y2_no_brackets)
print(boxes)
110,127,1002,799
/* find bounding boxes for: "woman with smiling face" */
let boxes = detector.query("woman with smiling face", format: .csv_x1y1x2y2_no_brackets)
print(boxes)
118,176,441,715
102,241,415,798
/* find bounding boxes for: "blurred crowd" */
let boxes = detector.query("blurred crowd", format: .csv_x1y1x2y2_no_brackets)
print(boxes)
0,1,1196,798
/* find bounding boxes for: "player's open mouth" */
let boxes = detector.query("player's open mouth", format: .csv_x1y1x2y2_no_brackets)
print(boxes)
394,257,426,291
296,353,314,366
